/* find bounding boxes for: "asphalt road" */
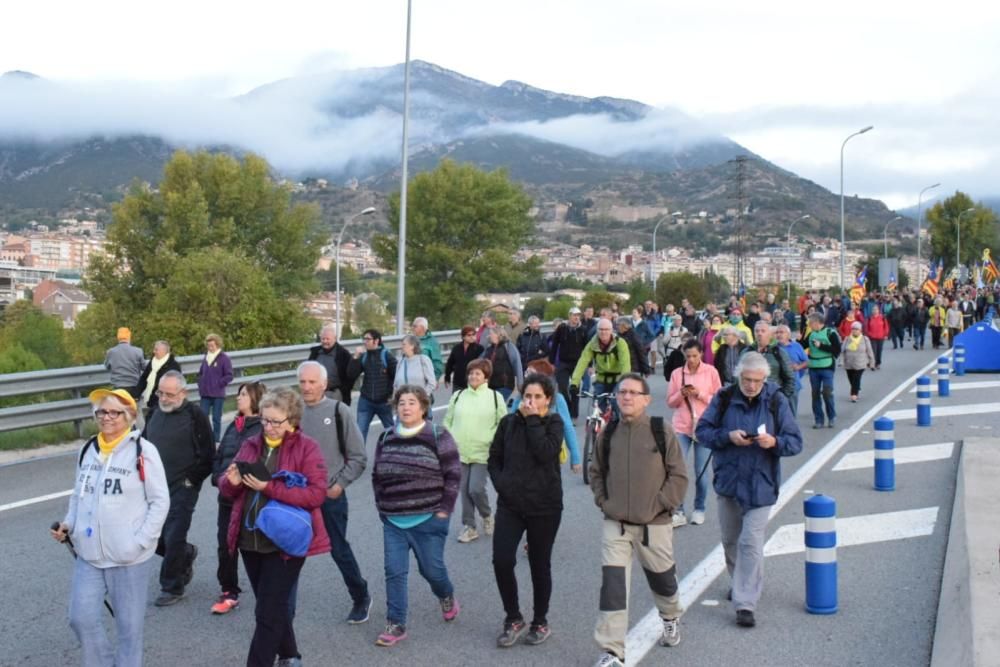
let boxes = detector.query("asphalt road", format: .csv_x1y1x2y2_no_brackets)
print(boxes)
1,343,991,667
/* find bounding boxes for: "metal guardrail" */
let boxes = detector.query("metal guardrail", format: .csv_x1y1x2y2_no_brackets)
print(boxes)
0,325,553,434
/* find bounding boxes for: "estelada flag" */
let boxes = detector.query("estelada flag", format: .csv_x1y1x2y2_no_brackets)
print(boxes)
850,266,867,304
921,259,939,299
983,248,999,283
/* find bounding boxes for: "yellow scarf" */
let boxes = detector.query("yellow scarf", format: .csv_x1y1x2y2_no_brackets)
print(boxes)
847,333,863,352
265,435,283,449
98,431,129,458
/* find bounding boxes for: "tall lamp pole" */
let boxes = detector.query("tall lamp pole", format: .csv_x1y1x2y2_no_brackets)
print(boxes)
840,125,874,290
915,183,940,284
786,214,810,301
883,215,902,259
956,207,976,280
650,211,682,285
396,0,413,335
336,207,376,336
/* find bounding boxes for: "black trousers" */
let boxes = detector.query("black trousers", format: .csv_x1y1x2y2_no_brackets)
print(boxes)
555,366,579,418
871,339,884,367
157,482,200,594
845,368,865,396
216,500,241,595
492,506,562,626
241,550,305,667
930,326,943,348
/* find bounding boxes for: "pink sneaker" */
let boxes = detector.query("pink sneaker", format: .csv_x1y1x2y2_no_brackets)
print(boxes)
375,623,407,647
210,592,239,615
441,595,460,622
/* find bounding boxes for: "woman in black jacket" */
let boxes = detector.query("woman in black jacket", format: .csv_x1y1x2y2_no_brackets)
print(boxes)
135,340,182,416
488,374,563,649
713,327,747,385
209,380,265,615
445,326,484,391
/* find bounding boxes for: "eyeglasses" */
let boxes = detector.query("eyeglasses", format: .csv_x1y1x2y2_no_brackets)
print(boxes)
261,417,289,427
94,409,126,420
155,389,183,399
362,336,374,341
617,389,649,397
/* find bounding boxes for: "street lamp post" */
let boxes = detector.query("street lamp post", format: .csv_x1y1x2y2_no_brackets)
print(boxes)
336,207,376,336
650,211,682,285
916,183,940,284
396,0,413,335
786,214,810,301
840,125,874,290
883,215,902,259
956,207,976,280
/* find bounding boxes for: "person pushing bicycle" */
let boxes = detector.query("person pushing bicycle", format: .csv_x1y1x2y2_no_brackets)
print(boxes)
570,318,631,418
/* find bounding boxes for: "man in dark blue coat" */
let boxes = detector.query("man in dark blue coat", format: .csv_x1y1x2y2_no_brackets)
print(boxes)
695,352,802,629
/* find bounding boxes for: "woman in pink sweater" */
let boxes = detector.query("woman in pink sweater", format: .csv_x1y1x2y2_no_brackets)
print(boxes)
666,339,722,527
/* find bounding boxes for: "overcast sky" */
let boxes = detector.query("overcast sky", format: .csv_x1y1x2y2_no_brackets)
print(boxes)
2,0,998,210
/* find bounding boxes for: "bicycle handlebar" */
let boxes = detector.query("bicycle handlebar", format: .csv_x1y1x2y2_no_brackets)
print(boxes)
580,391,616,399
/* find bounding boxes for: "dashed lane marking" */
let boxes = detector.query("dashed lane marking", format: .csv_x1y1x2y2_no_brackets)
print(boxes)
0,489,73,514
832,442,955,471
764,506,939,557
885,402,1000,421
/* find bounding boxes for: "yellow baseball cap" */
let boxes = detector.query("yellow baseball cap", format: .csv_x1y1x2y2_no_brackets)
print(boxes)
88,388,137,412
116,327,131,341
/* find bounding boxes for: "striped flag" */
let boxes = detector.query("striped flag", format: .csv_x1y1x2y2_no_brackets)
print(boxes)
921,259,940,299
983,248,999,283
887,271,897,292
850,266,867,304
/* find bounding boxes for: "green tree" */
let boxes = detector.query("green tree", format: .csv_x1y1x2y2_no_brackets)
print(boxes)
354,293,394,333
317,263,362,295
0,301,71,368
521,296,548,320
81,150,324,353
655,272,708,309
0,343,46,407
372,160,543,328
622,277,654,310
927,192,999,272
580,289,621,312
543,296,575,320
701,270,732,304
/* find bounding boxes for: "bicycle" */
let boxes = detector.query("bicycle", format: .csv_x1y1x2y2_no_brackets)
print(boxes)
578,390,615,485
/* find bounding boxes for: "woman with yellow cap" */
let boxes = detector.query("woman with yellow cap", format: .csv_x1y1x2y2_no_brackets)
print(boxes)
51,388,170,667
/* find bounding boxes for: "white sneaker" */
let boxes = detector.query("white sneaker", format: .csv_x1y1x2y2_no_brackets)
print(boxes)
482,515,495,536
659,617,681,647
690,510,705,525
594,652,625,667
671,512,687,528
457,526,479,543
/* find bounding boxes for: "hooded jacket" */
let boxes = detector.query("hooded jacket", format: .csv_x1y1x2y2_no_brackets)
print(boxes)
443,383,508,464
488,410,564,516
63,431,170,568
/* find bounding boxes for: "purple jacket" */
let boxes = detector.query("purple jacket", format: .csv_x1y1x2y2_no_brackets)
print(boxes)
218,430,331,558
197,352,233,398
372,421,461,517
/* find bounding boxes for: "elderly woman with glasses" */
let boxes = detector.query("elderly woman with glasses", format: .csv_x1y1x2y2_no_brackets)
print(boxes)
51,388,170,667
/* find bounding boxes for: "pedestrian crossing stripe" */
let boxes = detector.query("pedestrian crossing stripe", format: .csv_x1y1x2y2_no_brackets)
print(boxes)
764,506,939,557
885,403,1000,420
832,443,955,471
908,380,1000,393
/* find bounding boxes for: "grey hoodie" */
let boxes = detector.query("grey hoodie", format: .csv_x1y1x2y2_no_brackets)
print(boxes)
63,431,170,568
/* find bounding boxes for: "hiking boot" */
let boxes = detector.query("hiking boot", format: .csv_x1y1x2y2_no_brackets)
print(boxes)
210,592,239,615
497,619,527,647
154,591,185,607
671,512,687,528
736,609,756,627
347,596,372,624
659,617,680,646
483,515,495,536
594,653,625,667
440,595,460,622
183,544,199,587
525,623,551,645
457,526,479,543
375,623,407,647
690,510,705,525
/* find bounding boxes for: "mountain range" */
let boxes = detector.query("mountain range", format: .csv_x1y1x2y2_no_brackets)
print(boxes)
0,62,906,251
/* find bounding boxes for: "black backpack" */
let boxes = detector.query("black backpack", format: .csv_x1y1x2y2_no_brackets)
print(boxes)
600,415,668,484
78,433,146,482
713,384,783,427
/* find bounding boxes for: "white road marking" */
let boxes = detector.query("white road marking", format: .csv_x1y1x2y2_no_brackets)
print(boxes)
763,507,939,557
832,442,955,471
0,489,72,514
626,355,944,664
909,380,1000,393
885,402,1000,421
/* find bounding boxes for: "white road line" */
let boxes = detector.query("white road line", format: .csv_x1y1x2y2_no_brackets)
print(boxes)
0,489,72,514
885,402,1000,421
763,507,939,556
908,380,1000,393
832,442,955,471
626,355,944,665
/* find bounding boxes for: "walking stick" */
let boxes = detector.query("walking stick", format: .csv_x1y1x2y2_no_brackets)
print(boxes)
51,522,115,617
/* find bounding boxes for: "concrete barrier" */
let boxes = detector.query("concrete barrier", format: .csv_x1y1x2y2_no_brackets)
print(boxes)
930,437,1000,667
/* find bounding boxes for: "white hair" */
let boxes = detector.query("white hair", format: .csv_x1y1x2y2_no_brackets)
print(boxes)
735,351,771,379
297,360,328,383
413,316,429,329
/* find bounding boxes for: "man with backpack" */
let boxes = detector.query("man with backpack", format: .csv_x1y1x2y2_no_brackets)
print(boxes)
589,373,688,667
347,328,399,441
298,361,372,624
695,352,803,630
570,318,631,417
802,312,842,429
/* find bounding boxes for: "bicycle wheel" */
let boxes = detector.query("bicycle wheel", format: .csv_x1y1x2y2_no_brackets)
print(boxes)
582,427,594,485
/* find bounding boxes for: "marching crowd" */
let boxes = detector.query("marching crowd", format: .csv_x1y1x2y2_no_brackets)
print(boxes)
51,282,995,667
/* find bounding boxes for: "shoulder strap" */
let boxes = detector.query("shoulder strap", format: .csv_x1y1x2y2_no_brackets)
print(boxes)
650,416,667,462
717,383,735,415
78,436,98,467
600,418,621,481
333,400,346,459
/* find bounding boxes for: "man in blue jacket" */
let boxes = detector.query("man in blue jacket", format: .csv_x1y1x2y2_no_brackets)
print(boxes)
694,352,803,629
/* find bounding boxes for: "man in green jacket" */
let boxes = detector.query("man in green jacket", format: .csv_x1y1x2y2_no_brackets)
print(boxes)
413,317,444,380
802,312,842,429
570,318,631,416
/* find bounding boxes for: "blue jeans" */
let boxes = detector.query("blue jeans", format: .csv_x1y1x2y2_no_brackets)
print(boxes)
69,557,152,667
913,325,926,349
381,515,454,626
496,387,513,403
808,367,836,425
357,396,394,442
320,495,369,604
200,396,225,442
677,433,711,513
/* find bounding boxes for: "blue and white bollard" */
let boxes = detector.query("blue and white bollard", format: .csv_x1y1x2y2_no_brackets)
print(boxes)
954,344,966,377
937,356,950,397
804,494,838,615
873,416,895,491
916,376,932,427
